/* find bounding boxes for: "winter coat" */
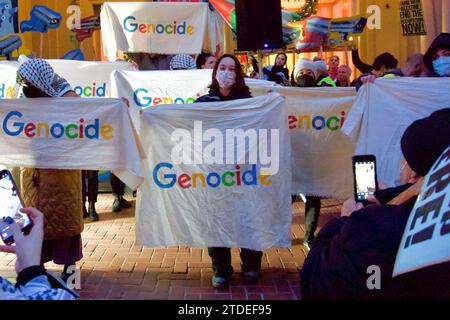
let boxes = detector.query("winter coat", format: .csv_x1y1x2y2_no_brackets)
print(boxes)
195,88,252,103
20,168,83,240
301,185,450,300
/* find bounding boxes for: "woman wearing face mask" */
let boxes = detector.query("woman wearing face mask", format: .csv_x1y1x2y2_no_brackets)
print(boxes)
262,52,290,85
195,54,261,289
423,33,450,77
16,59,84,282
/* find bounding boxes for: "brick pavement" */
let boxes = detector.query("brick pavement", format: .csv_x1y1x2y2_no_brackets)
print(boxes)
0,193,341,300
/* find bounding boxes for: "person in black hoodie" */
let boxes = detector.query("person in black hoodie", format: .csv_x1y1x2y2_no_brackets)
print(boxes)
301,108,450,300
423,33,450,77
195,54,261,289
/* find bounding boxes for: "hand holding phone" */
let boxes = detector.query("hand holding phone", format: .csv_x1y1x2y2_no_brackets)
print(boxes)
352,155,378,205
0,170,33,245
0,207,43,273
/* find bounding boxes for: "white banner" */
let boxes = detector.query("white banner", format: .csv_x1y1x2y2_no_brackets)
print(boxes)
44,60,136,98
342,78,450,188
111,70,357,198
393,146,450,276
0,98,144,189
0,61,19,99
1,59,136,99
100,2,208,61
136,94,292,250
110,69,275,131
252,86,357,198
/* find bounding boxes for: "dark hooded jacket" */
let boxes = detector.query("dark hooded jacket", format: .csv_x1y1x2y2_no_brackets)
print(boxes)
301,185,450,300
301,109,450,300
423,33,450,77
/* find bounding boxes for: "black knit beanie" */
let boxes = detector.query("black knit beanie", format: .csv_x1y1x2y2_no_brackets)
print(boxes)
401,108,450,176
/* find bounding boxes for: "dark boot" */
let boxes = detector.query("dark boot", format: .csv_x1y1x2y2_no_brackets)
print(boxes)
304,196,321,248
83,204,89,218
119,195,132,208
89,202,99,221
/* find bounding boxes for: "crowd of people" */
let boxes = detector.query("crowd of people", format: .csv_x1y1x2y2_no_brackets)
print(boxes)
0,32,449,300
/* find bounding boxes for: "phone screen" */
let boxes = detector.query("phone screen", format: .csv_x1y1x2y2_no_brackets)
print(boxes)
0,170,32,244
354,161,377,201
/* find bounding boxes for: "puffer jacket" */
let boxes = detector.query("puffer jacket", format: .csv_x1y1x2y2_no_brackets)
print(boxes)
20,168,83,240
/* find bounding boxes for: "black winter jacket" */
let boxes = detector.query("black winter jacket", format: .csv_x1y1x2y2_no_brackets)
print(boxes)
301,185,450,300
195,88,252,103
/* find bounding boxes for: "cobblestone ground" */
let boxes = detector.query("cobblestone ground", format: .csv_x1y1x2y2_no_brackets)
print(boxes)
0,193,341,300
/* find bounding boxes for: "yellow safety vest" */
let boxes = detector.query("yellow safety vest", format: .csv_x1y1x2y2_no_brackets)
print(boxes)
317,76,337,87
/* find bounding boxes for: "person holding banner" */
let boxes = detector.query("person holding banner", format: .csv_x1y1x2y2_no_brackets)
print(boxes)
301,108,450,300
16,59,84,281
195,54,263,289
291,58,331,250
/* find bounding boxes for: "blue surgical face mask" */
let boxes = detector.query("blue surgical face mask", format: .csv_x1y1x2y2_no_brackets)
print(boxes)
432,56,450,76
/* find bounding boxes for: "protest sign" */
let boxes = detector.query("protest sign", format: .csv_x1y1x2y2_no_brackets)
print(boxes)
393,146,450,276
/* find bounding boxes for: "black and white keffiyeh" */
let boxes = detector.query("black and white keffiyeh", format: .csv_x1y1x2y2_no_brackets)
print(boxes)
169,54,196,70
17,59,72,97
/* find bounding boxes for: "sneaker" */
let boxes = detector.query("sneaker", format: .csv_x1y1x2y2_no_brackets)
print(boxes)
212,275,229,289
112,198,122,212
119,197,132,209
242,271,260,284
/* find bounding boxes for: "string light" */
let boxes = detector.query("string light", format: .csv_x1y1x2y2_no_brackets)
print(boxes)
295,0,319,21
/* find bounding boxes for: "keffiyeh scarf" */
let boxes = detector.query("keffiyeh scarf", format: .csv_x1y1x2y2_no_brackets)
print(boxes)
17,59,72,97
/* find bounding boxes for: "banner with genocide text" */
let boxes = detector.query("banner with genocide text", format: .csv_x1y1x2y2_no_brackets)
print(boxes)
252,86,357,198
135,94,292,250
112,70,357,198
0,61,19,99
100,2,208,60
0,98,144,189
1,59,136,99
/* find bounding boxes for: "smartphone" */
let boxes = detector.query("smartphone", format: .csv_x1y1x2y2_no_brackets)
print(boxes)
0,170,33,245
352,155,378,204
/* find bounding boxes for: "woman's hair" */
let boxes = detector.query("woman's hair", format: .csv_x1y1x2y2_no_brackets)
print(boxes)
273,52,287,67
210,54,250,96
196,52,214,69
372,52,398,71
